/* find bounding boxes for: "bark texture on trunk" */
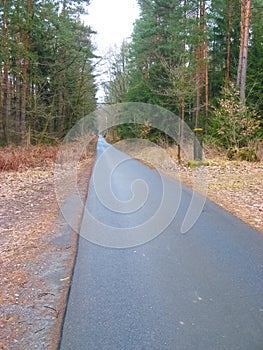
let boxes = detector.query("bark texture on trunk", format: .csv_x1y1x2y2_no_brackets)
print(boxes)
237,0,252,103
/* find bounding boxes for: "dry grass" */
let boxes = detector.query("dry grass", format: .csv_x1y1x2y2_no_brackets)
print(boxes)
0,145,59,171
0,136,98,172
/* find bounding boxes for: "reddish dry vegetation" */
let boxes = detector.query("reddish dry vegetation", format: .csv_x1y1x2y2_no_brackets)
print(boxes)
0,145,59,172
0,135,97,171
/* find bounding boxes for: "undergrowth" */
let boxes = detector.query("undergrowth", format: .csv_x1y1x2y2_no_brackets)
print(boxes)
0,137,98,171
0,145,59,171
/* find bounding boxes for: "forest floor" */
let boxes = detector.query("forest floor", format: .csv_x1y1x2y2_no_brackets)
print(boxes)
0,140,263,349
169,145,263,233
0,143,96,350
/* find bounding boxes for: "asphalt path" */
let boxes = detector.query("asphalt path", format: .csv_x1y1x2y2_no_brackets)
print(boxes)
59,137,263,350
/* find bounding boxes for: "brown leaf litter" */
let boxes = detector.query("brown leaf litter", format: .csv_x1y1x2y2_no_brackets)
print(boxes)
0,155,95,350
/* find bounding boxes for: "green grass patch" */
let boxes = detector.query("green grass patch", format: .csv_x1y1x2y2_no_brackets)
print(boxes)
187,160,209,168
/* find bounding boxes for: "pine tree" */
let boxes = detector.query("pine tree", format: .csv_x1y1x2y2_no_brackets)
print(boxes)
236,0,252,103
0,0,97,145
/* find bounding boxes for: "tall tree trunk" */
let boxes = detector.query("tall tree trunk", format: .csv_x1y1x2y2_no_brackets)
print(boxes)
0,68,2,142
226,0,234,84
20,0,32,145
195,0,207,128
21,60,29,144
237,1,245,88
195,4,201,128
15,73,21,139
202,0,209,132
182,0,187,124
205,48,209,132
2,61,10,144
178,0,188,164
240,0,251,102
1,0,10,144
57,88,64,137
237,0,252,103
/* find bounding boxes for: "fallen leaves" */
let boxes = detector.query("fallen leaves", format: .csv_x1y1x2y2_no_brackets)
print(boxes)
0,154,95,349
172,153,263,233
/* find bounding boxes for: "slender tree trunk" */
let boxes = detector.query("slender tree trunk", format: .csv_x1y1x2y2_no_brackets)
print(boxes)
58,89,64,136
240,0,251,102
2,0,10,144
195,84,200,128
203,0,209,132
20,0,32,145
236,3,244,88
195,0,207,128
178,94,185,164
57,59,66,137
237,0,251,103
193,0,208,129
195,4,201,128
15,73,21,138
0,68,2,141
21,61,29,144
226,0,233,84
178,0,187,164
2,63,10,144
205,52,209,132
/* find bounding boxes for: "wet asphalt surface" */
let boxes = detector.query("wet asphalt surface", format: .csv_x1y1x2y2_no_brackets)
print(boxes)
59,137,263,350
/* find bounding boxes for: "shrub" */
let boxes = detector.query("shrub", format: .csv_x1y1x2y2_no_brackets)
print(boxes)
0,145,59,171
226,146,259,162
210,83,261,150
187,160,209,168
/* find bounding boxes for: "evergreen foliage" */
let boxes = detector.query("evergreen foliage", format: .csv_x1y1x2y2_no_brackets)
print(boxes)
209,83,261,149
104,0,262,153
0,0,97,145
1,0,262,153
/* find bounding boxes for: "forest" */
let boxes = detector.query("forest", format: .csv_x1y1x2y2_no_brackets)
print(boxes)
0,0,96,145
0,0,262,157
105,0,263,157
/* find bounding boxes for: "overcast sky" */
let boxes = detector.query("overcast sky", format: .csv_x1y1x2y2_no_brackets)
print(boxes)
83,0,140,102
86,0,140,55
